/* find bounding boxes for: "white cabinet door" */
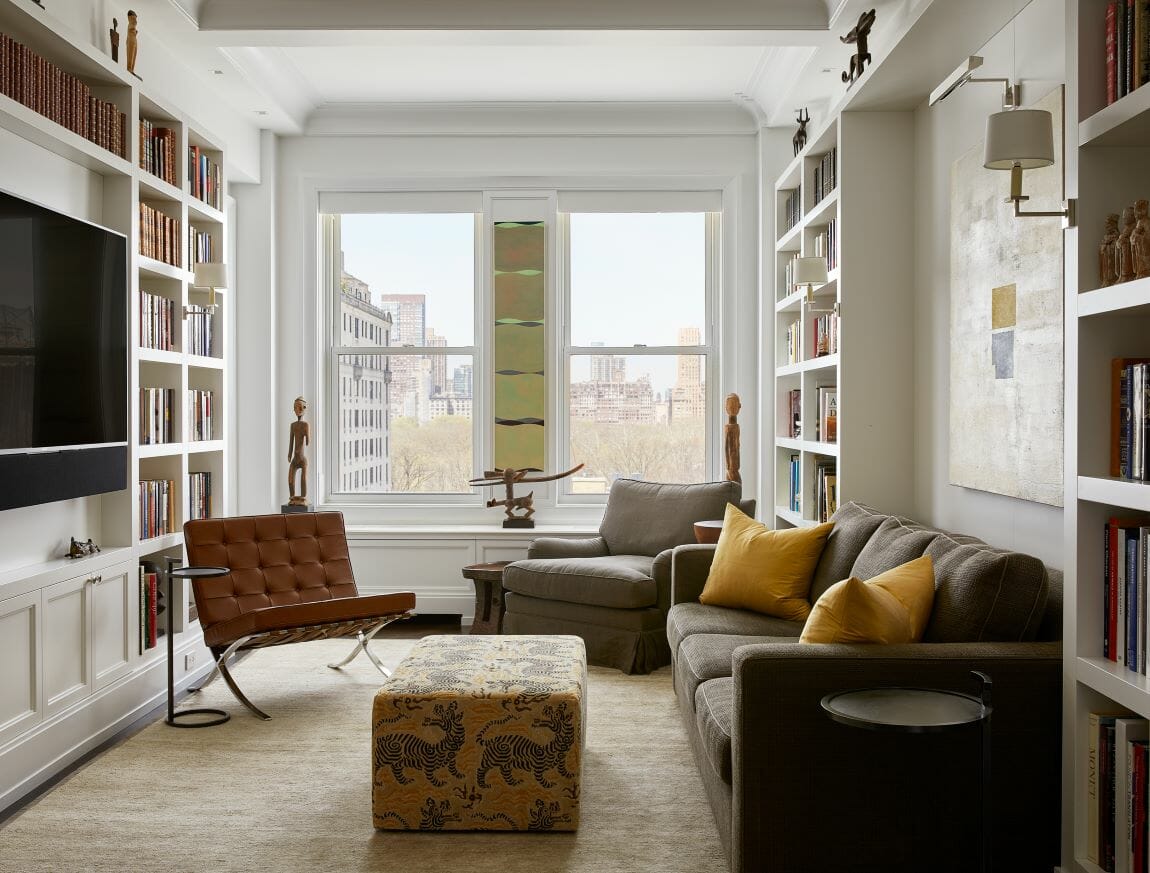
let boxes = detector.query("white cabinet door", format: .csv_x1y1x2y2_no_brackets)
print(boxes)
42,574,91,718
91,561,135,691
0,590,42,747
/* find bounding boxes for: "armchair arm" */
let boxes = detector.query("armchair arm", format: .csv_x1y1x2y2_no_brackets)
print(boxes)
670,544,717,605
651,549,674,614
727,641,1062,873
526,536,609,560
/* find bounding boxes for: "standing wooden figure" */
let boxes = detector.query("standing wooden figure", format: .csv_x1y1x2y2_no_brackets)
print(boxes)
1119,205,1137,284
724,393,741,484
109,19,119,63
283,397,312,513
793,109,810,156
1100,213,1121,287
840,9,876,86
126,10,139,78
1133,199,1150,280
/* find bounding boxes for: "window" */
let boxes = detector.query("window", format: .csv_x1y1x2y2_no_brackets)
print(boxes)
561,211,715,495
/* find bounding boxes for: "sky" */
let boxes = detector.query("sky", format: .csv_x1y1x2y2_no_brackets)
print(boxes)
337,211,706,395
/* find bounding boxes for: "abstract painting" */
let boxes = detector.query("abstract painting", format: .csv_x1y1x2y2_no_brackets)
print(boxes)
949,86,1064,507
493,221,545,471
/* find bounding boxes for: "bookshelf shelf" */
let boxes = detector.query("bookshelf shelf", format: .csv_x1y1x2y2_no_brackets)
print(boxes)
137,173,183,204
0,0,132,88
774,506,814,528
1077,657,1150,721
1077,276,1150,317
0,93,131,177
138,256,191,281
137,347,182,366
1077,475,1150,512
775,288,806,313
1079,82,1150,147
187,198,224,225
775,220,802,252
186,354,224,370
187,440,225,454
775,437,802,451
801,188,839,231
139,443,184,459
138,532,183,554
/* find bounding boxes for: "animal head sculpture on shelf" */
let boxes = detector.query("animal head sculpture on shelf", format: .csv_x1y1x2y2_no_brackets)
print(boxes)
469,464,585,528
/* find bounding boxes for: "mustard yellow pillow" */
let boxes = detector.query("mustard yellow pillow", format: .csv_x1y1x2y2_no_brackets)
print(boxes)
799,555,936,644
698,504,833,621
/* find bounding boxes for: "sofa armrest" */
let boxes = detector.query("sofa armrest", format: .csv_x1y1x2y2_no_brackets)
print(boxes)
652,548,674,614
727,641,1062,873
526,536,609,560
670,544,717,605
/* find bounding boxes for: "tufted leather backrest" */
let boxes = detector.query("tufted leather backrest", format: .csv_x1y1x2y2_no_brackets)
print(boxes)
183,512,358,633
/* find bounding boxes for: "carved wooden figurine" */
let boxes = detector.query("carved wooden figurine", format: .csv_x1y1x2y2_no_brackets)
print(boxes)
1119,205,1137,284
793,109,810,156
286,397,310,507
1134,199,1150,280
126,10,139,77
841,9,876,86
109,19,119,63
1100,213,1121,288
724,393,741,484
469,464,585,528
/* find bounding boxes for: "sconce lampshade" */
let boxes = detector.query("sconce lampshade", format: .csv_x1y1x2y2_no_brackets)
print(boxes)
192,262,227,289
794,256,829,286
984,109,1055,170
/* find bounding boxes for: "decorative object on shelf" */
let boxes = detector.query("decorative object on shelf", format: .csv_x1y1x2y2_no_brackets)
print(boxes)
984,108,1077,226
1134,200,1150,280
126,10,139,78
840,8,875,86
724,393,741,484
190,261,225,314
1118,205,1137,284
949,86,1064,507
1100,213,1121,288
792,108,810,156
66,537,100,559
109,18,119,63
929,56,1019,109
469,464,584,528
283,397,312,513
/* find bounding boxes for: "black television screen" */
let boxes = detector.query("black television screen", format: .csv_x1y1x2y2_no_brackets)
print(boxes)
0,190,127,453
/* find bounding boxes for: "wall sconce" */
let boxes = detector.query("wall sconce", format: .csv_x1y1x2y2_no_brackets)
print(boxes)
794,256,838,314
984,109,1076,227
929,56,1019,110
190,262,226,315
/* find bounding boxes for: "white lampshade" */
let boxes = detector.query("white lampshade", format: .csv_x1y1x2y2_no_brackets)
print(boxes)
794,256,828,286
192,262,227,289
984,109,1055,170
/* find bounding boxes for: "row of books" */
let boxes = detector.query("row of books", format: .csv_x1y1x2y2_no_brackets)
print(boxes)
139,290,175,352
811,148,838,206
186,305,215,358
188,471,212,521
1087,711,1149,872
1112,359,1150,480
140,387,175,444
812,312,839,358
0,33,127,159
139,478,175,540
139,119,177,187
188,389,215,442
782,189,801,233
815,459,837,524
781,388,801,439
781,257,799,300
814,385,838,443
786,453,801,513
137,563,166,653
812,219,838,272
188,225,216,266
140,203,182,267
189,145,222,210
783,318,802,365
1105,2,1150,106
1104,518,1150,675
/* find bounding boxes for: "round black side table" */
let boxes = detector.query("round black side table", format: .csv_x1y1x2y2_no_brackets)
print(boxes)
821,671,994,873
164,561,231,728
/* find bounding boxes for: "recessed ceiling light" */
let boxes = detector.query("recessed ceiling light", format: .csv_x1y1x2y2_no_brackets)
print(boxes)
255,110,268,116
211,69,224,75
821,67,833,73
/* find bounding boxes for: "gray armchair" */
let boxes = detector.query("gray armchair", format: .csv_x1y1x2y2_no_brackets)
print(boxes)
502,478,752,674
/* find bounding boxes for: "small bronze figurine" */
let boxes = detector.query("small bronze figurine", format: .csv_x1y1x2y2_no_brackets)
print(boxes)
724,393,741,484
66,537,101,559
1119,205,1137,284
793,108,810,156
841,9,876,86
1100,213,1121,288
1133,199,1150,280
126,10,139,78
286,397,310,508
109,18,119,63
469,464,585,528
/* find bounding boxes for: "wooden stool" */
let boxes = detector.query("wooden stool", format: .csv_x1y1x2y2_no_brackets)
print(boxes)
462,561,510,634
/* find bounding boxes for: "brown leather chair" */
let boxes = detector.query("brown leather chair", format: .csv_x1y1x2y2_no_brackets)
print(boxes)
183,511,415,720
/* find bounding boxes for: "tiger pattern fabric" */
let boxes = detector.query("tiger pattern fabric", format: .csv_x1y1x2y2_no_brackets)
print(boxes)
372,635,586,831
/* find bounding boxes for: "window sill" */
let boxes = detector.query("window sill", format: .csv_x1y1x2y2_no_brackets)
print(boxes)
346,523,600,538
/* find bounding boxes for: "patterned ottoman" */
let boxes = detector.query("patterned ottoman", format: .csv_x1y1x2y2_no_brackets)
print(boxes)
372,634,587,831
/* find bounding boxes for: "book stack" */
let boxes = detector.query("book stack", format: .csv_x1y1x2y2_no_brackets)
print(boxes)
1105,2,1150,106
188,225,216,266
1112,358,1150,480
787,453,800,513
780,388,801,439
815,385,837,443
188,471,212,521
139,290,174,351
139,203,182,267
1087,711,1149,872
815,460,837,523
782,256,797,300
784,318,802,364
782,189,801,232
185,304,214,357
188,388,214,441
813,312,839,357
138,479,174,540
188,145,221,209
138,119,177,186
0,33,127,159
137,563,166,653
140,387,175,444
812,148,838,206
1104,518,1150,674
813,219,838,272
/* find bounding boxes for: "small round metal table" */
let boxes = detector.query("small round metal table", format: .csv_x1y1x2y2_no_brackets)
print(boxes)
821,671,994,873
164,562,231,728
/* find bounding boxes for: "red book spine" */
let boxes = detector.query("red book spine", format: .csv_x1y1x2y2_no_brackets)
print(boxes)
1110,518,1121,660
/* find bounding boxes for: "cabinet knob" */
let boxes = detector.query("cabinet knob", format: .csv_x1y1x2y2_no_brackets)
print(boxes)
86,575,104,586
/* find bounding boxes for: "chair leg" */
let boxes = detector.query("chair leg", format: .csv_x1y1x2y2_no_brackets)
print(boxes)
326,613,409,676
213,635,271,721
189,654,223,692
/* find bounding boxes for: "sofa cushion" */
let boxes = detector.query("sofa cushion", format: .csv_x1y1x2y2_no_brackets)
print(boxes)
810,502,889,602
923,535,1049,642
667,602,804,657
694,678,734,785
503,555,656,609
676,633,784,704
850,516,940,580
599,479,741,557
800,556,935,645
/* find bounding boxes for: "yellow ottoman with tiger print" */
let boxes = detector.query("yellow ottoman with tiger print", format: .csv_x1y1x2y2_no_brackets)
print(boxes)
372,634,587,831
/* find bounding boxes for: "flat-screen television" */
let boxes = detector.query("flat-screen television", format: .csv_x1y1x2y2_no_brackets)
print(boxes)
0,189,128,511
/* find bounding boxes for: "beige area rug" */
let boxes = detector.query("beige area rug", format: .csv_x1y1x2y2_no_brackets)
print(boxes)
0,639,726,873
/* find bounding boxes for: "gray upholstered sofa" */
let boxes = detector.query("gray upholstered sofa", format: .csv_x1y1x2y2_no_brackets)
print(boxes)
503,478,751,674
668,502,1062,873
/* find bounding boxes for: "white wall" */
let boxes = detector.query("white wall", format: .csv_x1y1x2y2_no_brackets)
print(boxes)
912,0,1065,567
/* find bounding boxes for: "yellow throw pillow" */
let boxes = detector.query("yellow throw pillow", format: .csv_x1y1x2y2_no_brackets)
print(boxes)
799,555,936,645
699,504,833,622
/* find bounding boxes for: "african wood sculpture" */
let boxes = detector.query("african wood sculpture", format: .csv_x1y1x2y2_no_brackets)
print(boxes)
724,393,741,484
285,396,311,512
793,109,810,156
109,18,119,63
126,10,139,77
1119,205,1137,284
841,9,876,86
1134,199,1150,280
470,464,585,528
1100,213,1120,288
